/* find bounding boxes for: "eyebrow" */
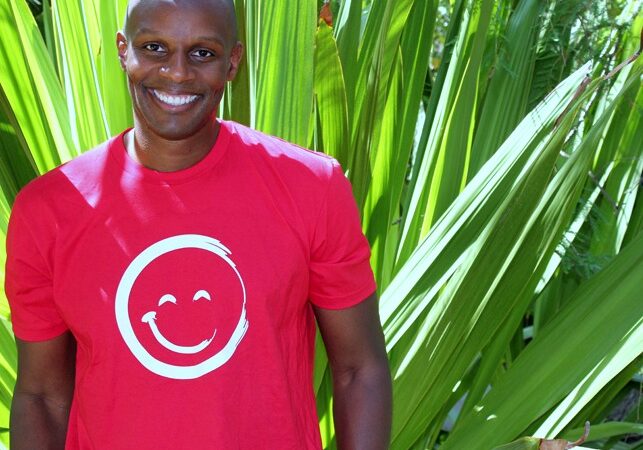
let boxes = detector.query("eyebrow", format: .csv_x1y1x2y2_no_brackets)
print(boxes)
134,28,225,46
135,27,160,36
196,36,225,46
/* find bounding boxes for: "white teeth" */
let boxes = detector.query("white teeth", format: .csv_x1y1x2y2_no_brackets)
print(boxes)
152,90,199,106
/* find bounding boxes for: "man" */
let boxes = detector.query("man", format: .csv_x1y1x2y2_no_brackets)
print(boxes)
5,0,392,448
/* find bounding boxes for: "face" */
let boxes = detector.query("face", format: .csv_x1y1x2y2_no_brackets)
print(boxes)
117,0,243,141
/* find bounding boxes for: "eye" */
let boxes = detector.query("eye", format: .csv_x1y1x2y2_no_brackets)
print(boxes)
143,43,165,53
193,290,212,301
158,294,177,306
192,49,215,59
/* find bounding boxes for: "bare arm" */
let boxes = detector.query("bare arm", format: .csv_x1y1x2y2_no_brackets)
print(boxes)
11,331,76,450
314,293,392,450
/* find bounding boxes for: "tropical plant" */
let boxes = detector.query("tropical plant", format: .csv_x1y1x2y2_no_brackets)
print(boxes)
0,0,641,449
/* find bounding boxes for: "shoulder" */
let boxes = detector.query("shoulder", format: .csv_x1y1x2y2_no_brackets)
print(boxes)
223,120,339,184
13,135,118,217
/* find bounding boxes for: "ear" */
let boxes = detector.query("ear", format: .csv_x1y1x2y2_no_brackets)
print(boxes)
116,31,128,71
227,41,244,81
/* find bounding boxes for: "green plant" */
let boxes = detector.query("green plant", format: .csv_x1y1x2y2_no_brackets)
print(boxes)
0,0,641,448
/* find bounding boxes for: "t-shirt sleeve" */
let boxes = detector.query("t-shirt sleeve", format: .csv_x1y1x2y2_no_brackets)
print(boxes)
308,160,376,309
5,196,68,341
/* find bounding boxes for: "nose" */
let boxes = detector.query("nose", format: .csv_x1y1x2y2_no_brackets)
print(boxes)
159,52,195,83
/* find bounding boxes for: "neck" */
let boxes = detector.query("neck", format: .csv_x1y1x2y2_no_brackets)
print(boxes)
125,120,221,172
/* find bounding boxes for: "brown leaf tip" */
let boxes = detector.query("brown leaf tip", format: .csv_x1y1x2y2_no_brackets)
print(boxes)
565,422,590,449
320,2,333,27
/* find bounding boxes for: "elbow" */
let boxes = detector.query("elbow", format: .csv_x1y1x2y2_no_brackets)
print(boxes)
332,357,392,393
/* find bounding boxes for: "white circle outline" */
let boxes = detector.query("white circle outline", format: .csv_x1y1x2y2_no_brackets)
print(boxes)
115,234,248,379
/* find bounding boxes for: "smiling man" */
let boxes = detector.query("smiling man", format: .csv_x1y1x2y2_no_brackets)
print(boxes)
5,0,391,449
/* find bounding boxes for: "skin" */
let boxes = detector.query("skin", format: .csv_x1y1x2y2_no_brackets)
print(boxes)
119,0,243,172
11,332,76,450
314,294,392,450
11,1,392,448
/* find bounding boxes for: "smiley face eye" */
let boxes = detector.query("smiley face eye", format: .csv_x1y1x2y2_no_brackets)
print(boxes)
193,290,211,301
158,294,177,306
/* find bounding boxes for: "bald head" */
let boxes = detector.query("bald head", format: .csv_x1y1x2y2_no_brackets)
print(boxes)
123,0,238,43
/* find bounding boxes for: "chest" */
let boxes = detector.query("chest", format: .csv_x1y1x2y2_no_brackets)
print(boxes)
50,175,312,378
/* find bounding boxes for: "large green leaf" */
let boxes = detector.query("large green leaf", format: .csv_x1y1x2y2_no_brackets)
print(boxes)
95,0,131,134
363,0,439,288
444,230,643,448
0,229,7,316
564,356,642,434
396,0,494,266
313,21,350,167
589,77,643,257
0,317,15,431
533,63,643,335
468,0,544,177
383,63,592,448
0,116,37,208
333,0,361,119
254,1,316,146
561,422,643,443
454,62,643,435
0,0,75,172
348,0,415,208
52,0,110,148
225,0,251,126
532,164,613,335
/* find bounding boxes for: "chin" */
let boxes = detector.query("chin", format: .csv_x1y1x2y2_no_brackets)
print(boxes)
151,126,204,141
143,116,217,141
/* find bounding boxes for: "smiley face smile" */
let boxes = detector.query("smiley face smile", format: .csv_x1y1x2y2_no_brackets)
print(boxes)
141,289,216,355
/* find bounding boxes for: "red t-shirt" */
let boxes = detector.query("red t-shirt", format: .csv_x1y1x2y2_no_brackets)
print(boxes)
5,121,376,449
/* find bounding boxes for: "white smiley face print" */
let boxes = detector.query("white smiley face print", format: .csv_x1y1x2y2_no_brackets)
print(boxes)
115,235,249,379
141,288,216,355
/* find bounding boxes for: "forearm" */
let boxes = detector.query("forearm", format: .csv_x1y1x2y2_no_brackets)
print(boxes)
332,363,392,450
10,391,71,450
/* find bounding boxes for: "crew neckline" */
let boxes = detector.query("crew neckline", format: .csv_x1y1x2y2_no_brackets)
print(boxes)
109,120,232,184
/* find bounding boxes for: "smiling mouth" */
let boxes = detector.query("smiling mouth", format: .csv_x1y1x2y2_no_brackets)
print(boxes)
141,311,216,354
151,89,200,107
